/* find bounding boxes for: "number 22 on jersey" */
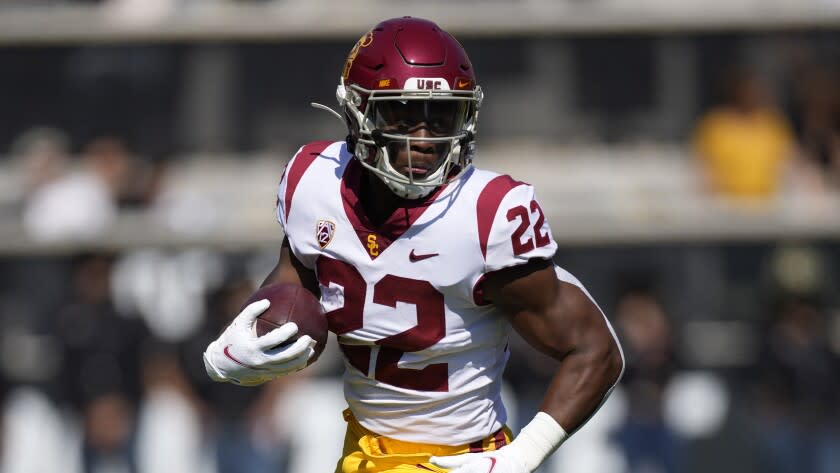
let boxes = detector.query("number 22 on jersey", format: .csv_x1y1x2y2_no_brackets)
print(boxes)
507,199,550,255
316,256,449,392
315,200,547,392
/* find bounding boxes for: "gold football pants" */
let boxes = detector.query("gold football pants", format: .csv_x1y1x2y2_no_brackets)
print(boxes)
336,409,513,473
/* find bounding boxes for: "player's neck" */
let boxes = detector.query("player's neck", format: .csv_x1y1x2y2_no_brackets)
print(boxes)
360,172,403,227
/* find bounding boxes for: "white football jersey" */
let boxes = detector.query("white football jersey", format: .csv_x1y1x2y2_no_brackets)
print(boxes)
275,140,558,445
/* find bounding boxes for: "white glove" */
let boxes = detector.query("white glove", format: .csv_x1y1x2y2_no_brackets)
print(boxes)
430,413,568,473
431,446,528,473
203,299,317,386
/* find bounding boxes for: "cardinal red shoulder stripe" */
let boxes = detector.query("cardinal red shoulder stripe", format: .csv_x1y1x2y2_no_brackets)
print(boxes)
476,175,525,260
284,141,333,219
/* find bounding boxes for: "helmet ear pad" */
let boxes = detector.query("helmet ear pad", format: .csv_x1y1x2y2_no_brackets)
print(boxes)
343,103,375,164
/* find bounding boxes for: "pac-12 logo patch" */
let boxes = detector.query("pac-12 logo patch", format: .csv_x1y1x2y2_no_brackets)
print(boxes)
316,219,336,248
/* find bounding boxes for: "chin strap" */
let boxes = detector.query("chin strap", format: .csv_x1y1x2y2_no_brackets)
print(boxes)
370,129,387,148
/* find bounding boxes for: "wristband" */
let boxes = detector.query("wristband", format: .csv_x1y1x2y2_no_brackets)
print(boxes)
508,412,568,471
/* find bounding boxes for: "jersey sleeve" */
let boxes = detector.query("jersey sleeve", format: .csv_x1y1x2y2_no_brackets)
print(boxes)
480,181,558,272
273,141,337,271
275,168,289,232
275,144,304,232
275,141,335,231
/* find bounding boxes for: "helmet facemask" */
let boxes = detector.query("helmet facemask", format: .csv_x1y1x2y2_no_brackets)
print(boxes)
338,79,482,199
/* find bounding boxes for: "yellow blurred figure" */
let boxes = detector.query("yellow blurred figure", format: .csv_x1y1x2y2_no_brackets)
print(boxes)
693,70,794,199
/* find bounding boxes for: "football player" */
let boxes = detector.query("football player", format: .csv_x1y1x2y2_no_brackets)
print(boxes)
204,17,624,473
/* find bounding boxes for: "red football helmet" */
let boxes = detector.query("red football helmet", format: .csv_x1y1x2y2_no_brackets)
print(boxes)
337,17,483,199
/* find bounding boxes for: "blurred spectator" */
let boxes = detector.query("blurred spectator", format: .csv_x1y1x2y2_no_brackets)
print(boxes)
20,136,133,242
54,253,150,473
18,134,163,241
85,136,170,212
111,249,225,344
10,126,70,197
791,66,840,189
612,288,682,473
692,69,797,201
136,343,206,473
752,296,840,473
83,137,137,206
121,159,169,210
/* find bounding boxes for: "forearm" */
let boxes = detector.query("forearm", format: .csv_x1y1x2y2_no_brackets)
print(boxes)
430,354,621,473
497,342,622,472
483,262,625,470
538,340,624,433
526,274,626,433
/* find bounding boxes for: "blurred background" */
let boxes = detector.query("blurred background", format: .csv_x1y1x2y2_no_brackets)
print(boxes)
0,1,839,473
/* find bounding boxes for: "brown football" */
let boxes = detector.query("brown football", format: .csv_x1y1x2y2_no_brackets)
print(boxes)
242,283,328,365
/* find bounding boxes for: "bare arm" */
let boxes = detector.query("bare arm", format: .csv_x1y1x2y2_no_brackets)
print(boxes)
482,258,624,433
261,237,320,298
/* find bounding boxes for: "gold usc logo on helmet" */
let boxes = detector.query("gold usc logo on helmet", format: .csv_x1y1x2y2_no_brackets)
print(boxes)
342,30,374,80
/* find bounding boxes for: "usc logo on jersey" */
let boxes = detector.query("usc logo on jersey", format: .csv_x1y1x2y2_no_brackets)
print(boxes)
366,233,380,257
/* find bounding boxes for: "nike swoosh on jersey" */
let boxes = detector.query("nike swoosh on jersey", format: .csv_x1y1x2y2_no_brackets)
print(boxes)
409,249,439,262
487,457,497,473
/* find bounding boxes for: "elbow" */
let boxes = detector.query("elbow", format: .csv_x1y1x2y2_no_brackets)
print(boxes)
589,335,624,389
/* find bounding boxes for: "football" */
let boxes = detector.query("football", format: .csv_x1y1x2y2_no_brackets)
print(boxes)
243,283,328,365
